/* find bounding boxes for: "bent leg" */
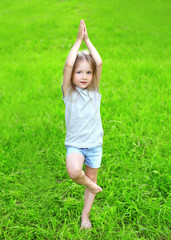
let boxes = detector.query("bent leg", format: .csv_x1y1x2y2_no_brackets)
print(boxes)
66,153,102,194
66,152,84,179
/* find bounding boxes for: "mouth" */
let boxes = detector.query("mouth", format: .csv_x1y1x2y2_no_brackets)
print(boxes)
81,82,87,84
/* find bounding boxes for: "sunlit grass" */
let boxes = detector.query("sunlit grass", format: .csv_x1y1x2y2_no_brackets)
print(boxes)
0,0,170,239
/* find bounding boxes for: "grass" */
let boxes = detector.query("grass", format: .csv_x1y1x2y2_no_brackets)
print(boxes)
0,0,170,239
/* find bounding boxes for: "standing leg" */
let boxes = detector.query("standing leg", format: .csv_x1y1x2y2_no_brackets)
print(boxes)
80,165,99,229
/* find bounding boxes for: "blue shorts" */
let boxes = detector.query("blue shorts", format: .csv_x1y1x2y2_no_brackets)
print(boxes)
65,145,103,169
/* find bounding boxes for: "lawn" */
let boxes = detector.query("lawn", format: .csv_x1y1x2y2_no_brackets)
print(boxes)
0,0,170,239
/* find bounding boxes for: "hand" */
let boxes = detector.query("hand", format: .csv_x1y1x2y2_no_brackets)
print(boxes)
77,20,84,42
83,20,89,42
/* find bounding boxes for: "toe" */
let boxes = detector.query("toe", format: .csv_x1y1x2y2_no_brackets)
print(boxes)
80,223,92,230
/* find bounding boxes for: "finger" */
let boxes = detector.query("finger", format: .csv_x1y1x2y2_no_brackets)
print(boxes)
79,20,83,27
81,19,84,25
79,24,84,31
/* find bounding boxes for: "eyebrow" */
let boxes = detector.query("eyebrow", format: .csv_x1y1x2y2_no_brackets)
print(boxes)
76,69,92,72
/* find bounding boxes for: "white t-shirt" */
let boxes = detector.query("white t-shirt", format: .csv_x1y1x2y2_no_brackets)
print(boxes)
62,85,103,148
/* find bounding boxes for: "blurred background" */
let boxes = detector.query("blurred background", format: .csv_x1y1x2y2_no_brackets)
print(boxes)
0,0,170,239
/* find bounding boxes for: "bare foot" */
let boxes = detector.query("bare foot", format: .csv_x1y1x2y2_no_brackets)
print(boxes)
80,213,92,230
86,179,102,194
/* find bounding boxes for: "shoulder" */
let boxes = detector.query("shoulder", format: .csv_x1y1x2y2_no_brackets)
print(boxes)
91,86,102,98
62,84,71,99
96,85,102,97
62,84,72,100
62,85,79,103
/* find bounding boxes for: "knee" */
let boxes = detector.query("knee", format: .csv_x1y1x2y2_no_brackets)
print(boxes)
67,167,82,180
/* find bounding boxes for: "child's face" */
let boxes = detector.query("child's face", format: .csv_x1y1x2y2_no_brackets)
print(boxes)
72,60,93,89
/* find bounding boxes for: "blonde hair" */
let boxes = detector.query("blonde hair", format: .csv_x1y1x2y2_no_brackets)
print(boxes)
68,50,98,99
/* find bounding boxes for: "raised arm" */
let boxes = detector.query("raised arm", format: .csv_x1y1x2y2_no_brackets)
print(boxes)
62,20,84,97
84,39,102,66
64,39,82,68
83,21,102,87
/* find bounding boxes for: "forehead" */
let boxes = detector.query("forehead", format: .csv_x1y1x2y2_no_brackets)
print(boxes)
75,60,92,70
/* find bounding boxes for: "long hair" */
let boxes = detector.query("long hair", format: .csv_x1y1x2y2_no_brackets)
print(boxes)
68,50,98,99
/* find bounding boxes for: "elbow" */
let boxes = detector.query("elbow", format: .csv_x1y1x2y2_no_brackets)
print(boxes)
97,61,102,67
63,63,73,74
65,62,73,68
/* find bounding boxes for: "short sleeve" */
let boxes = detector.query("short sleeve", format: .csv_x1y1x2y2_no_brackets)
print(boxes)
61,84,71,103
61,84,65,99
97,85,102,98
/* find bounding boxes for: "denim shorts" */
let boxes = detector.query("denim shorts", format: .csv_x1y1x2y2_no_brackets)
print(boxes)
65,145,103,168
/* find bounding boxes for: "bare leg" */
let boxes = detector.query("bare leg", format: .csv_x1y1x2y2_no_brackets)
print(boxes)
66,153,102,194
81,166,99,230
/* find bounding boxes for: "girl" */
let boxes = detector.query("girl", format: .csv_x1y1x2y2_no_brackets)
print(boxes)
62,20,103,230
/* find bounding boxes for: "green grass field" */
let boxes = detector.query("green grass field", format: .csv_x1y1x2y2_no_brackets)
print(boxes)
0,0,170,239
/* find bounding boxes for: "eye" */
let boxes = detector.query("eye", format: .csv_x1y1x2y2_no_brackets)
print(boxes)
87,71,92,74
77,71,81,74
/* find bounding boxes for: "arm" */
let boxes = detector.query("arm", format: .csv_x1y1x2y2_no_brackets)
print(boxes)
62,20,84,97
64,39,82,68
84,39,102,66
83,21,102,66
83,21,102,88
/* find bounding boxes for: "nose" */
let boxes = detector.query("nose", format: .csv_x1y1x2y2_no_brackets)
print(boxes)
83,73,87,79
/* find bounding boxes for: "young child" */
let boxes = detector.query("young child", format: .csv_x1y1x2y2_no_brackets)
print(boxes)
62,20,103,230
